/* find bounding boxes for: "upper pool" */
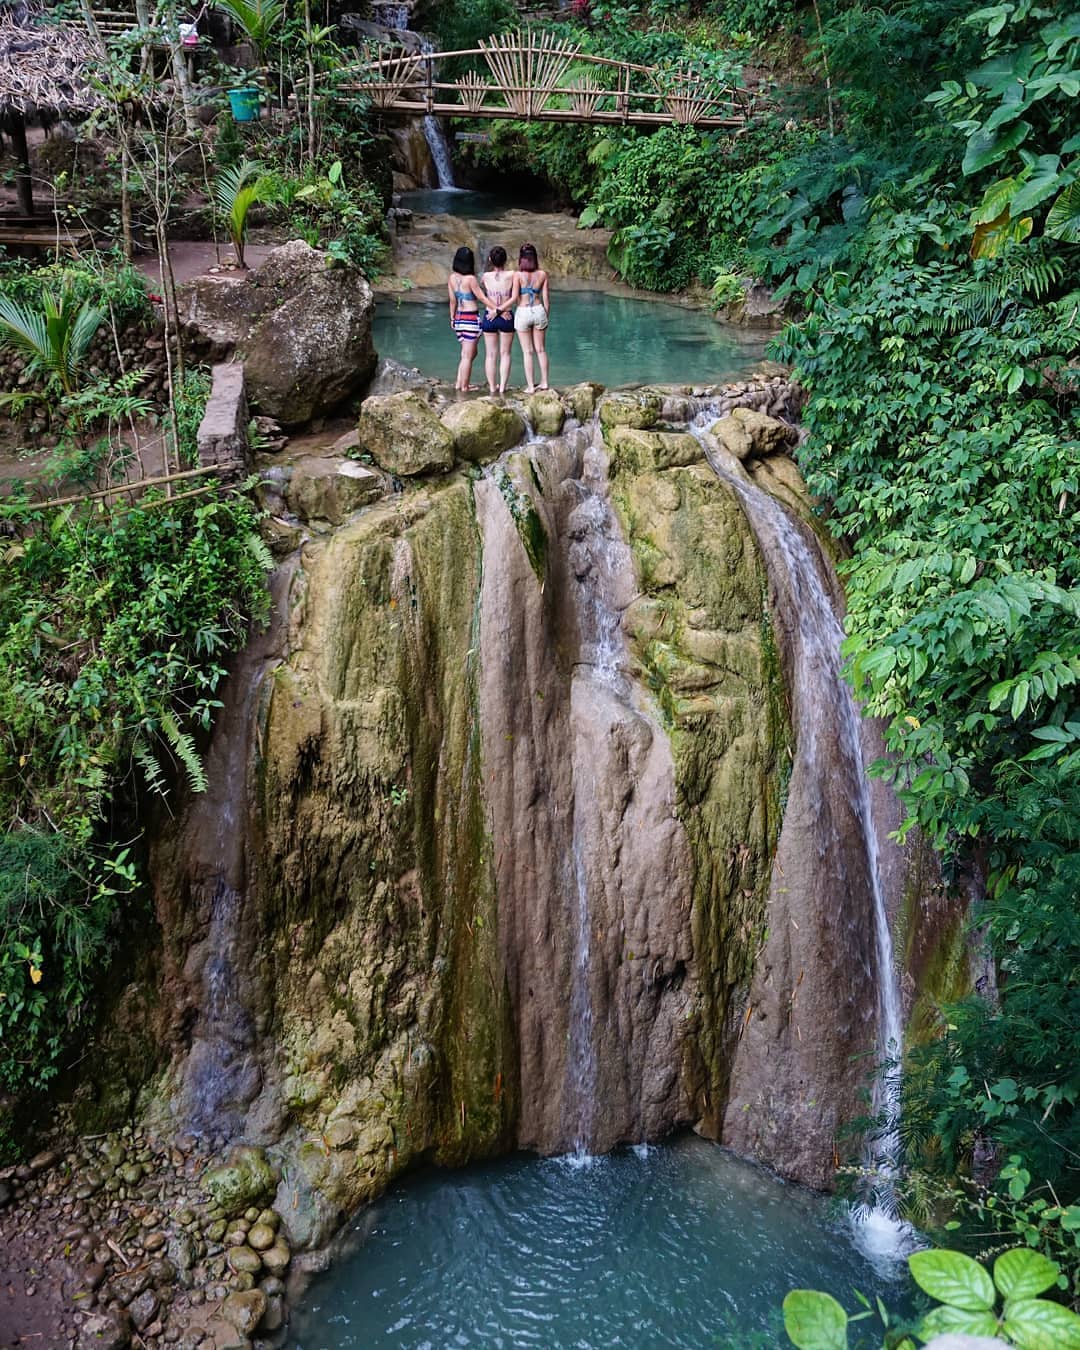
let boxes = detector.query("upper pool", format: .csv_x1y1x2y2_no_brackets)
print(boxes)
291,1135,912,1348
373,289,770,391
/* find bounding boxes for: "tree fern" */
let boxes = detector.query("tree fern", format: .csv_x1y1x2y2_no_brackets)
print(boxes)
161,711,208,795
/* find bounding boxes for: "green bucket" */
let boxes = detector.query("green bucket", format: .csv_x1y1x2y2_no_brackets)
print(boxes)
228,87,260,122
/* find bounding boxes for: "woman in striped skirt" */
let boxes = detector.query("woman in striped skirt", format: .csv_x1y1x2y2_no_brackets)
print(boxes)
447,246,495,392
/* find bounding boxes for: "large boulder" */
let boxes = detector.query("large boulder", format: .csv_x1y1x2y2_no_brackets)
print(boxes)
441,398,525,463
178,241,377,427
359,391,454,476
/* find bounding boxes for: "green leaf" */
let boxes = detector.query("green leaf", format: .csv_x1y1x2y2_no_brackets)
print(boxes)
908,1249,996,1311
1011,679,1030,719
994,1250,1061,1300
919,1304,1001,1340
1002,1297,1080,1349
1045,181,1080,242
782,1290,849,1349
1009,162,1066,216
963,120,1032,176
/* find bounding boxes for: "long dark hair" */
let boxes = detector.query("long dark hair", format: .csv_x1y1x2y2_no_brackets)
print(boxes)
452,246,475,275
518,243,539,273
487,245,507,269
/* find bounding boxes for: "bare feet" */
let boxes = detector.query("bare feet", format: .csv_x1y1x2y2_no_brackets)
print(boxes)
524,385,536,394
537,384,550,391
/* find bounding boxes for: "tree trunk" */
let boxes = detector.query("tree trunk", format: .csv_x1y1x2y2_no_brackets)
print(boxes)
10,111,33,216
304,0,317,167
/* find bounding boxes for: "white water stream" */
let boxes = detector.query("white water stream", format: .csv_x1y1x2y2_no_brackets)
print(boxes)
691,416,911,1254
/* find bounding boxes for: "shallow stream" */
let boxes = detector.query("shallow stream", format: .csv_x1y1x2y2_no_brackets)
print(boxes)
374,289,768,390
292,1136,909,1348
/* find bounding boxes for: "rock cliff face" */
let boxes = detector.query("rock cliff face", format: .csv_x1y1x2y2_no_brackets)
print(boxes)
125,376,934,1247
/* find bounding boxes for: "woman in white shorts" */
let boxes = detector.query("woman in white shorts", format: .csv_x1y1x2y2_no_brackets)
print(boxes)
512,243,550,393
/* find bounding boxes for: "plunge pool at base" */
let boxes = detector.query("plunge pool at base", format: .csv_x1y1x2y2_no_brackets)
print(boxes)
292,1136,912,1348
373,289,770,391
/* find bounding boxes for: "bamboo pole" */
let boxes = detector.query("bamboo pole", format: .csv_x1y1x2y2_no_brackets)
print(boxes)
17,462,240,513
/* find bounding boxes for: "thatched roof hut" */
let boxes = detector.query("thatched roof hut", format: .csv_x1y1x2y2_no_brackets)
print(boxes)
0,6,101,113
0,4,103,213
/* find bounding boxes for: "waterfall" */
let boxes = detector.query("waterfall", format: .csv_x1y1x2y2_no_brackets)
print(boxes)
423,116,457,190
563,430,639,1156
693,419,908,1247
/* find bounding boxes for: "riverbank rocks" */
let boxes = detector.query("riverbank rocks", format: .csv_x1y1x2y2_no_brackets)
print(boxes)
598,390,661,430
524,390,565,436
710,406,796,462
203,1145,277,1215
178,240,377,427
440,398,525,462
359,390,454,476
285,455,385,525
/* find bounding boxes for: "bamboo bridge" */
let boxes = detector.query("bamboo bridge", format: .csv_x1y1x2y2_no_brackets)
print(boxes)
343,29,751,129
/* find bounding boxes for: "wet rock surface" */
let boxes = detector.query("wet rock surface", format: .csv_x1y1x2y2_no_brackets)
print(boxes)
7,370,939,1329
0,1133,294,1348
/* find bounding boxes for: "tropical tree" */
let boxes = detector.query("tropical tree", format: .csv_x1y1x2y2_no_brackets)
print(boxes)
214,159,280,267
213,0,285,67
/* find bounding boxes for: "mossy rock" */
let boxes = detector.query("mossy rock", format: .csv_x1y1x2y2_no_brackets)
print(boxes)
606,427,703,476
562,381,605,423
203,1145,278,1215
524,390,565,436
598,390,661,431
359,391,454,476
441,398,525,463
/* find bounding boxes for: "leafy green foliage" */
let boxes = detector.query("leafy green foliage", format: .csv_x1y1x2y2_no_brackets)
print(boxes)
784,1247,1080,1347
0,489,270,1092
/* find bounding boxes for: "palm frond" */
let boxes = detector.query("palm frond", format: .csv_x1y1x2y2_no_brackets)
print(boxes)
0,294,51,367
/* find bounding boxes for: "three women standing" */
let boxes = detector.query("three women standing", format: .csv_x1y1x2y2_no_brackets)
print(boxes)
448,242,552,393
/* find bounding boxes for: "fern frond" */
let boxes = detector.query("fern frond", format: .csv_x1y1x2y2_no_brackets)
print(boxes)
245,531,275,572
161,711,208,794
133,735,169,798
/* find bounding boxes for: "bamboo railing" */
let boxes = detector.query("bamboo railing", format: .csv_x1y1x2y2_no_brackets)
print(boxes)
341,29,750,129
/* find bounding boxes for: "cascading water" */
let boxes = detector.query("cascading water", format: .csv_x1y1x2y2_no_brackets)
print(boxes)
370,0,410,28
692,415,909,1250
414,36,457,188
